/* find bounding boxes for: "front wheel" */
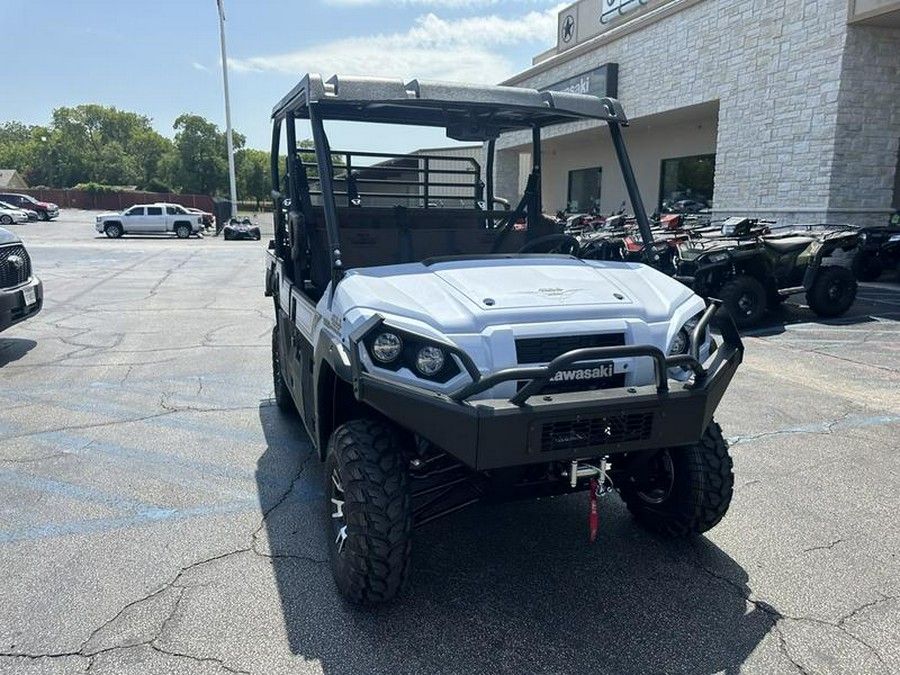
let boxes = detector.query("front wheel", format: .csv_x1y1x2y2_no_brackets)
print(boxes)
807,266,857,317
0,215,12,225
175,224,192,239
38,211,49,221
325,418,412,605
104,223,123,239
719,275,767,328
618,422,734,537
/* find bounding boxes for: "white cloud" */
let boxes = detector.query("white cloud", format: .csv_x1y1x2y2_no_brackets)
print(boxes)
191,62,209,71
229,7,564,83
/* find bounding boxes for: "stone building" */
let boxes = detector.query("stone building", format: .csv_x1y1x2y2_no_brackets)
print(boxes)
495,0,900,226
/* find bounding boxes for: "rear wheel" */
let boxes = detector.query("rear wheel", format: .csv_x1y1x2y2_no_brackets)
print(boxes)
618,422,734,537
104,222,123,238
719,275,767,328
325,418,412,605
175,223,192,239
807,266,857,317
271,325,294,414
853,254,883,282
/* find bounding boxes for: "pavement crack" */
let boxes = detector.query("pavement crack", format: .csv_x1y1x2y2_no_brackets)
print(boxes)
148,644,250,674
251,449,316,556
837,593,894,626
686,556,890,671
803,538,844,553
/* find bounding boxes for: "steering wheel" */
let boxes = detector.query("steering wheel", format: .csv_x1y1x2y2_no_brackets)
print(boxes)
517,234,581,256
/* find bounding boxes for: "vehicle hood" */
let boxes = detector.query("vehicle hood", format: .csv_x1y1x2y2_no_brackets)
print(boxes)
97,212,123,219
0,227,20,244
335,256,697,332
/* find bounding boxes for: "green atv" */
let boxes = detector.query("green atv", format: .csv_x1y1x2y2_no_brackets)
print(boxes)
674,220,859,328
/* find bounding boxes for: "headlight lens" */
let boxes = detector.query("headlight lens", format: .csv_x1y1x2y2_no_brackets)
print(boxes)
415,346,445,375
372,332,402,363
668,328,690,355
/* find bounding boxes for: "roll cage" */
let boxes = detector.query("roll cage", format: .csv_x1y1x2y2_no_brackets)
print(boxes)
269,74,656,299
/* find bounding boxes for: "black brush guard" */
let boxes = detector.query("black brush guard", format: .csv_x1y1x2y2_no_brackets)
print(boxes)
349,303,743,471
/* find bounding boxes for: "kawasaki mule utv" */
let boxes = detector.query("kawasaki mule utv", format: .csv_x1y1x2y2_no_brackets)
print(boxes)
265,74,744,604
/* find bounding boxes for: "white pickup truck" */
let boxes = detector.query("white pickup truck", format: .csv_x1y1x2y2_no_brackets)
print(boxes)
95,203,204,239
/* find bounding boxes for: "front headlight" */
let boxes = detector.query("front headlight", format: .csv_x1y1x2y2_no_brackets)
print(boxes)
668,328,690,355
889,233,900,243
415,346,445,375
372,332,403,363
364,326,460,382
707,252,729,263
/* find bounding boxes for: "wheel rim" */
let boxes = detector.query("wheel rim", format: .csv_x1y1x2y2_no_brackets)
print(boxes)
737,291,757,317
827,279,846,302
636,450,675,504
330,468,348,555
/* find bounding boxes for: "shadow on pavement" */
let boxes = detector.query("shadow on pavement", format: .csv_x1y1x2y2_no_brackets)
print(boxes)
0,338,36,366
257,403,775,675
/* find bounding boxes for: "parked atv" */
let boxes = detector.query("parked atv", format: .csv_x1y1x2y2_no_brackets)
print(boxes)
854,224,900,281
674,223,859,328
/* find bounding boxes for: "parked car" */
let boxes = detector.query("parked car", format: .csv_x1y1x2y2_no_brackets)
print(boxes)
223,217,260,240
0,202,29,225
0,226,42,332
0,193,59,221
95,203,204,239
0,201,38,222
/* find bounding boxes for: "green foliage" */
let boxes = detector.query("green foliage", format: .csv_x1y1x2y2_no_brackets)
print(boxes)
73,182,120,194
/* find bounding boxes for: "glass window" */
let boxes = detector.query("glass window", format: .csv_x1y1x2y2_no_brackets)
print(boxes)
126,207,144,216
147,207,163,216
659,154,715,212
567,167,602,212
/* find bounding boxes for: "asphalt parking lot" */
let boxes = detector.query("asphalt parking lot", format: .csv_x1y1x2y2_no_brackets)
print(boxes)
1,209,898,675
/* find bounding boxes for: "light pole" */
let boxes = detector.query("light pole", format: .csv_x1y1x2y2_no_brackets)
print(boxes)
216,0,238,218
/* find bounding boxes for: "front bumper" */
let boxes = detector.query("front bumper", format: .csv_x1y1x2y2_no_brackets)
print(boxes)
0,276,43,332
350,304,743,471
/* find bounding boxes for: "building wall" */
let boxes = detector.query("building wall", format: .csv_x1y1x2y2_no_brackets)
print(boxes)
499,0,900,226
828,25,900,217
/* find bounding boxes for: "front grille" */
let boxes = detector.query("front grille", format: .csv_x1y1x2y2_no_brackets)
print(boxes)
0,245,31,289
540,412,654,452
515,333,626,364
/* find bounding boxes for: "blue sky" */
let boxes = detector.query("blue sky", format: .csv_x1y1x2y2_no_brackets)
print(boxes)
4,0,565,153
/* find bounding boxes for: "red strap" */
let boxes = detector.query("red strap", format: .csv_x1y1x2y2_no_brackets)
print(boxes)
589,477,599,542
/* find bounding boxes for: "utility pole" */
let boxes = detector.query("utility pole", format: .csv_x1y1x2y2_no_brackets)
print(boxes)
216,0,238,219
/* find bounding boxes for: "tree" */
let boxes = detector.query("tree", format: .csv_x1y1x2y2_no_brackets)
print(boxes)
170,114,244,196
235,148,270,209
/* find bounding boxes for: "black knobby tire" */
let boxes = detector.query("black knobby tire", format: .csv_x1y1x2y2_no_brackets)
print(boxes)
175,224,192,239
271,325,294,414
619,422,734,537
853,254,883,282
806,266,857,317
105,223,123,239
325,419,412,605
719,275,767,328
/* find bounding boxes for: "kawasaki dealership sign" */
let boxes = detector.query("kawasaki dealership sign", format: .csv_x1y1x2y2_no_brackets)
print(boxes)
558,0,673,51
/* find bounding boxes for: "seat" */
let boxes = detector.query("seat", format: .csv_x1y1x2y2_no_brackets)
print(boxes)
762,236,815,254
